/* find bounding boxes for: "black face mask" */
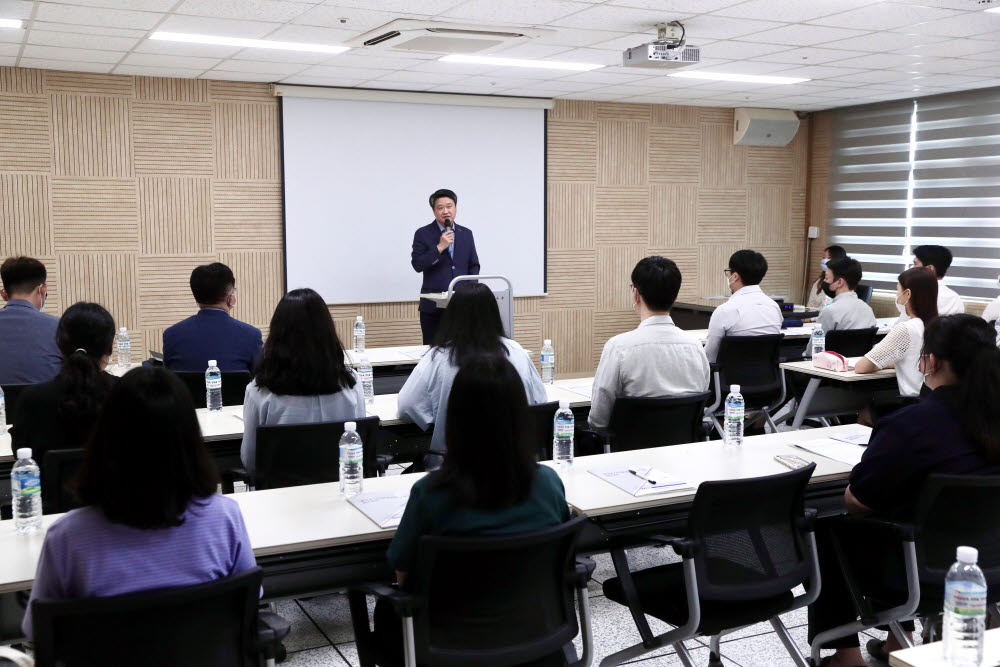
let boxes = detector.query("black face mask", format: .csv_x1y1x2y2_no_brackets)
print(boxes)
821,280,838,298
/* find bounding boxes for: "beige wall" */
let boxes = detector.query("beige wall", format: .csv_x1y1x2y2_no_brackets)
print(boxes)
1,67,814,373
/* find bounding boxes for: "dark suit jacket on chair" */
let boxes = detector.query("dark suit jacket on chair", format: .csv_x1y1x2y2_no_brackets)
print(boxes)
162,309,262,373
410,221,480,313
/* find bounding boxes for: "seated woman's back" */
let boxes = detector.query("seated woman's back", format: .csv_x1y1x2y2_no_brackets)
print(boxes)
240,288,365,475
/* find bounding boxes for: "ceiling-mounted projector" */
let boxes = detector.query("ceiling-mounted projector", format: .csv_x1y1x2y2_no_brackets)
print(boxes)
623,21,699,69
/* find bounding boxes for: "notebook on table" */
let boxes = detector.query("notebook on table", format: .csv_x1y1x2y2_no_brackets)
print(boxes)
589,465,694,497
348,490,409,528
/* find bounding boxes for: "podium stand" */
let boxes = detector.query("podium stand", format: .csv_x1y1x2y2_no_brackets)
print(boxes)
420,275,514,339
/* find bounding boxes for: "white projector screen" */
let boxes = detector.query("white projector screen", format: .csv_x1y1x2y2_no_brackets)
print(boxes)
281,95,547,305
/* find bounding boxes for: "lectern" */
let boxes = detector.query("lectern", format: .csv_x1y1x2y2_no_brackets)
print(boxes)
419,275,514,339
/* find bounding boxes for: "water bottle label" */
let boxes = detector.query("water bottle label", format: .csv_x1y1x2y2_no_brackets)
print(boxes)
341,444,363,464
118,340,130,350
16,475,40,496
541,353,554,364
726,408,744,421
555,423,574,438
945,581,987,615
206,377,222,390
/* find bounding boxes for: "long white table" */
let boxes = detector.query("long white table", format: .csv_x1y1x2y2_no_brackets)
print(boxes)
0,424,863,596
685,318,894,345
780,359,898,429
889,629,1000,667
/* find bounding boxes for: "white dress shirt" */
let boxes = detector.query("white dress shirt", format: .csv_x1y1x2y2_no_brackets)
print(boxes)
704,285,783,362
894,281,965,326
864,317,925,397
982,296,1000,324
588,315,710,429
816,291,877,332
397,337,547,453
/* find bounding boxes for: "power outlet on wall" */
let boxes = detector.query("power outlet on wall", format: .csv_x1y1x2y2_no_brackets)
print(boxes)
807,226,819,239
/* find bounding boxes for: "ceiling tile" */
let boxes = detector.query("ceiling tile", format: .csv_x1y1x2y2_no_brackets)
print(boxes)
754,46,870,65
26,29,139,51
828,69,920,84
0,0,33,20
912,72,993,87
487,42,572,59
291,5,421,30
585,31,661,51
891,12,1000,38
808,2,962,31
441,0,593,24
896,58,988,75
212,58,308,74
0,28,23,43
28,21,148,38
692,40,793,60
156,14,283,37
115,64,205,77
133,39,242,58
207,70,283,82
830,53,922,69
513,78,602,91
372,68,462,84
228,47,331,64
321,0,465,13
322,52,428,69
738,24,872,46
0,55,14,65
123,52,223,69
18,57,114,73
46,0,178,9
536,28,631,48
264,24,356,43
175,0,316,22
692,59,802,75
711,0,880,23
22,44,123,63
278,74,367,86
819,30,927,52
363,80,436,91
680,15,787,40
399,58,510,75
0,42,18,55
605,0,745,12
296,64,386,78
550,5,695,32
545,47,620,65
892,37,997,59
557,91,627,100
34,3,164,30
766,64,869,79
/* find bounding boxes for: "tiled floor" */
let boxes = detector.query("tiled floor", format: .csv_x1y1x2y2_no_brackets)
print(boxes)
278,543,912,666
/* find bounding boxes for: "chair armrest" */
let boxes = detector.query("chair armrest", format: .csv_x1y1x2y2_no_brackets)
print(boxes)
838,514,916,541
570,557,596,587
354,582,421,617
649,534,697,558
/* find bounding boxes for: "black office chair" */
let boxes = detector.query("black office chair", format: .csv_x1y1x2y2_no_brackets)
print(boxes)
41,448,85,515
824,327,878,358
855,284,874,304
2,383,32,426
252,416,382,490
710,334,786,435
529,400,559,461
811,474,1000,664
28,567,289,667
577,392,713,455
171,370,251,410
351,514,594,667
601,464,819,667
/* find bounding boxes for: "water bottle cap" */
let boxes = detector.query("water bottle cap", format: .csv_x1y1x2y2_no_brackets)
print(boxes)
544,339,551,345
730,384,740,393
559,399,569,409
345,421,357,432
957,546,978,564
119,326,127,333
16,448,31,460
356,315,362,321
208,360,217,366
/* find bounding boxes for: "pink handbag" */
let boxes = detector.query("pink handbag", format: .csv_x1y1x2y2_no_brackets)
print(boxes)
813,351,849,372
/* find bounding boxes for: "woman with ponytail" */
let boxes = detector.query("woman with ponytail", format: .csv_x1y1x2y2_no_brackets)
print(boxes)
10,302,117,472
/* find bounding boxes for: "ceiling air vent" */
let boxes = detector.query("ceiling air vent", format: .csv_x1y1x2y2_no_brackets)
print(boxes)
349,20,555,54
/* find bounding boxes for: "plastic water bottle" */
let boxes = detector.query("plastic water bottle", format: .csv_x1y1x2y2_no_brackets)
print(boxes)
540,339,555,384
205,360,222,412
339,422,364,497
116,326,130,367
353,315,366,353
553,400,574,469
812,324,826,357
944,546,987,667
724,384,744,448
0,385,6,431
357,354,374,406
11,448,41,533
994,320,1000,348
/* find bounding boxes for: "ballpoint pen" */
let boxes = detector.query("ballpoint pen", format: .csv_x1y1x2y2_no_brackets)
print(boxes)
628,469,656,485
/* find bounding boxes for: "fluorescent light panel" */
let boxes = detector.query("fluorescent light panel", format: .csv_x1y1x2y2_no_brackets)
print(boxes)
0,18,22,29
669,71,811,85
439,54,603,71
150,31,349,54
985,6,1000,12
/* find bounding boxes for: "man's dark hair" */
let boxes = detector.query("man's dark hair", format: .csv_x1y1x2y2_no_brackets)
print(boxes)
433,356,536,510
432,282,507,366
898,267,939,325
189,262,235,305
631,256,681,312
827,257,863,290
728,249,768,286
825,245,847,261
914,245,953,277
429,189,457,208
74,367,219,529
1,256,46,295
255,288,356,396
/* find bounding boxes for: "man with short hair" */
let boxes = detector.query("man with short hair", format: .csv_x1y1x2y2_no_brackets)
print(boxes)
410,189,480,345
807,257,877,357
162,262,262,372
589,256,709,429
703,249,782,362
0,256,60,384
911,244,964,317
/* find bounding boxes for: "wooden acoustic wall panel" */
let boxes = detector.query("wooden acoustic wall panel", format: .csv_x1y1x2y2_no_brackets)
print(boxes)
51,95,133,177
791,123,809,188
135,77,208,104
548,100,594,122
37,256,60,316
652,105,699,127
545,250,596,310
213,182,283,249
596,245,647,312
748,185,791,247
44,71,134,97
514,313,542,357
541,309,593,374
136,255,217,327
361,302,415,322
758,247,792,296
747,145,793,185
698,243,743,299
1,174,51,256
649,126,700,183
138,177,212,255
142,326,168,356
132,102,214,176
811,113,833,181
547,121,597,181
51,178,138,251
696,189,747,243
598,120,647,186
547,182,594,250
209,81,273,102
214,102,280,181
58,252,139,340
594,186,649,245
700,123,746,187
0,95,51,172
219,251,283,330
0,67,43,95
650,184,697,247
592,310,637,367
357,319,422,348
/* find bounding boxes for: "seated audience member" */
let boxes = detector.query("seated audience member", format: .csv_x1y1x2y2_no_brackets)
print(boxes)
22,367,256,640
375,356,571,667
983,272,1000,324
0,256,60,384
397,282,547,466
806,245,847,310
589,256,709,429
805,257,877,357
10,303,117,471
162,262,262,372
808,314,1000,667
703,249,783,362
240,288,365,476
893,245,963,323
855,267,938,397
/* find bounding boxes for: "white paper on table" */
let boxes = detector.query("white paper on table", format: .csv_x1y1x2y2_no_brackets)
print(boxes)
589,465,694,497
828,427,871,446
792,438,866,466
348,490,409,528
562,380,594,398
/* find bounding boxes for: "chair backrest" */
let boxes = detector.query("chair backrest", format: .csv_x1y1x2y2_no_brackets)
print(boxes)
607,391,713,451
528,401,559,460
41,448,85,515
407,515,587,666
855,284,874,304
912,474,1000,588
171,371,251,410
2,383,32,426
253,416,380,489
32,567,263,667
715,334,785,409
687,464,816,601
824,327,878,358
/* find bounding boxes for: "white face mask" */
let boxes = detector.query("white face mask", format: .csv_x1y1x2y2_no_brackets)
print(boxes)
821,259,829,272
895,293,909,316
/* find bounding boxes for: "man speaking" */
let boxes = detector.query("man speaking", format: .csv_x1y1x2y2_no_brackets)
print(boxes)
411,188,480,344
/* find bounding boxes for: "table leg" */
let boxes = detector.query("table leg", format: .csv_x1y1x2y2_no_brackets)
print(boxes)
791,378,821,430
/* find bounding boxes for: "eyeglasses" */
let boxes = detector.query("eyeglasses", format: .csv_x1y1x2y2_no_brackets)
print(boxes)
722,269,733,277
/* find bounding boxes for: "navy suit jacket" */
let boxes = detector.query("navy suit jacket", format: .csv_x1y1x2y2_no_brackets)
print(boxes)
0,299,61,385
411,221,480,313
162,309,263,373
